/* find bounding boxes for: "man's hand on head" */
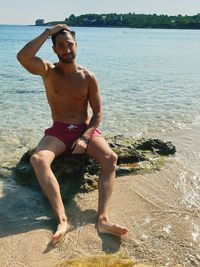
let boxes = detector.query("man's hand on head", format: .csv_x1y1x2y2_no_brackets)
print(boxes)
47,24,72,37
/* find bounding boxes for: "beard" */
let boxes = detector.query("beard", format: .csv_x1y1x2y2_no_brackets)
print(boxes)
58,52,76,64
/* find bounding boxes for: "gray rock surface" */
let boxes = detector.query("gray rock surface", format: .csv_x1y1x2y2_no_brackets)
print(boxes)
14,136,176,199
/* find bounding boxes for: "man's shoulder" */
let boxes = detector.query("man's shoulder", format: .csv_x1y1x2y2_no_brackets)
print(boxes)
45,60,56,69
77,65,96,79
77,65,98,90
42,60,56,74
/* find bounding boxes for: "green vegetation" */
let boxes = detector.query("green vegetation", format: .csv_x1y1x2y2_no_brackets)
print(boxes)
46,13,200,29
55,254,155,267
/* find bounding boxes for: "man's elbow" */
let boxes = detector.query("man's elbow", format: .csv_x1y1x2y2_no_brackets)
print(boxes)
17,52,22,63
16,51,23,64
17,50,28,65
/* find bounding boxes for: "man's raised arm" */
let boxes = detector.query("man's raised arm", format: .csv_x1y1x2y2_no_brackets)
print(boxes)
17,24,70,76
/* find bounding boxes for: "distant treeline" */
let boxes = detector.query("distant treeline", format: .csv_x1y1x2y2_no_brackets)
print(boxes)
46,13,200,29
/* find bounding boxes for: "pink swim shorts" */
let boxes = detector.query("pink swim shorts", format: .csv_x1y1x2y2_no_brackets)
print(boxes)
44,121,101,149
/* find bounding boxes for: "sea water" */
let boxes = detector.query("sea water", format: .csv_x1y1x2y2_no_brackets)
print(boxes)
1,25,200,138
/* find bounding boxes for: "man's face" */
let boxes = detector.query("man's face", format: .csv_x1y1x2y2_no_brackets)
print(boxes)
53,32,77,64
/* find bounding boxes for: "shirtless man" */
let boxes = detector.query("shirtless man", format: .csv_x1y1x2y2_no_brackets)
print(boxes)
17,24,128,244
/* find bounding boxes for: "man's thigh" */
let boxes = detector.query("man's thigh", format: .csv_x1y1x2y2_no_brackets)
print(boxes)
86,137,114,164
35,135,67,159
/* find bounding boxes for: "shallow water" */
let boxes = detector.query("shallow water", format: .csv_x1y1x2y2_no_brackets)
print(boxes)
1,26,200,138
1,26,200,165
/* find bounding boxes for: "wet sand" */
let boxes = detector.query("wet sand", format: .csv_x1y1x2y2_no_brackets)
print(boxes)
0,125,200,267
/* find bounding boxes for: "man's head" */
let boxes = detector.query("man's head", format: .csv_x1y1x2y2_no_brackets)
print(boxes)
52,29,77,64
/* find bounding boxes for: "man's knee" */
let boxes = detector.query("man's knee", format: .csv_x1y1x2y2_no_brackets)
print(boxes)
101,151,118,168
30,152,50,169
110,152,118,165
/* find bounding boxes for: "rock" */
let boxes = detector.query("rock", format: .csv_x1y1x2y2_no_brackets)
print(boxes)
14,136,176,198
134,138,176,155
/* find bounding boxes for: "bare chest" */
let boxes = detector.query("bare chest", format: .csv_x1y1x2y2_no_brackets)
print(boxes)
49,71,88,101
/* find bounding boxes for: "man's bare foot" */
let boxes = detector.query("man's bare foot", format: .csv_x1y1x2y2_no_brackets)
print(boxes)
97,219,128,237
51,221,70,245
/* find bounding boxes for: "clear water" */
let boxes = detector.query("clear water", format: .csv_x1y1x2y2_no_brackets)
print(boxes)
1,25,200,140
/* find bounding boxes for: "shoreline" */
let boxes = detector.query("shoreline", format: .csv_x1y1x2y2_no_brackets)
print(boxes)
1,24,200,31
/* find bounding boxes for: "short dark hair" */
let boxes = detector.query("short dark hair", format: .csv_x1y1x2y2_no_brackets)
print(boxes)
51,29,76,46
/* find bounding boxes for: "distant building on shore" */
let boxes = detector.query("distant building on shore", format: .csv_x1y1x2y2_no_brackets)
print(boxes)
35,19,45,26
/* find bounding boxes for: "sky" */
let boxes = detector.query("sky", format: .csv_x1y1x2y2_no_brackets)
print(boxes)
0,0,200,25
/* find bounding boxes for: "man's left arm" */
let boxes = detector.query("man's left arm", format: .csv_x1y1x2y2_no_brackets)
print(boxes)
71,72,102,154
82,71,103,139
